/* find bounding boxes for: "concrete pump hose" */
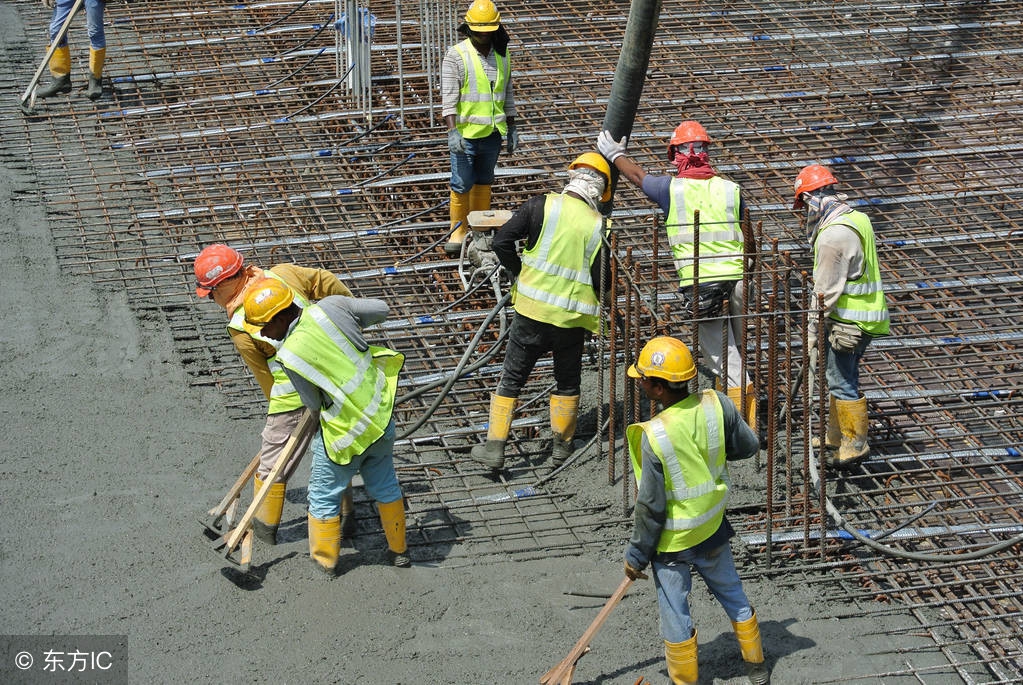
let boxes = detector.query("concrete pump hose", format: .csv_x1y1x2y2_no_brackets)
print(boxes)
396,288,512,439
805,372,1023,562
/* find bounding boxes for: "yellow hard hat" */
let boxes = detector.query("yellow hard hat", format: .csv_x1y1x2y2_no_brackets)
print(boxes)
464,0,500,32
627,336,697,383
569,152,612,202
243,278,294,326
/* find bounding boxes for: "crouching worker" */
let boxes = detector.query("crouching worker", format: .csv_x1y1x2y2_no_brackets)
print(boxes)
624,336,768,684
243,278,411,571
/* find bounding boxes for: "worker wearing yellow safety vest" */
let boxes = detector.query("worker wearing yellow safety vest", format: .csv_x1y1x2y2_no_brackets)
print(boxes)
440,0,517,255
598,122,758,429
623,336,768,685
193,244,356,544
469,153,611,472
793,164,890,468
243,279,411,571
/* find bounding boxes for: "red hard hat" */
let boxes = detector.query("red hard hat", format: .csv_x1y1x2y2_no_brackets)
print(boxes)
792,164,838,209
667,120,711,160
194,244,244,297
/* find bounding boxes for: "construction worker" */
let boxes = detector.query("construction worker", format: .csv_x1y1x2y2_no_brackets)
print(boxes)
36,0,107,100
441,0,517,255
793,164,890,468
242,279,411,570
623,336,768,685
193,244,356,545
469,152,611,471
597,123,757,427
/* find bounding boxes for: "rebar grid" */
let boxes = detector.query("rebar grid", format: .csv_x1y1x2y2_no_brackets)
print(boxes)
4,0,1023,681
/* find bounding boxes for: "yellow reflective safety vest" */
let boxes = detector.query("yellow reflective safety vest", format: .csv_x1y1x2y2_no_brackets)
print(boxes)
512,193,608,333
275,304,404,465
626,390,729,552
815,210,890,336
665,176,744,287
453,38,509,140
228,271,309,415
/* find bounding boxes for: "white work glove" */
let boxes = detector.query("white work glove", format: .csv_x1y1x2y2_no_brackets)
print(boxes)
447,128,465,155
42,0,55,8
597,130,628,163
806,319,822,373
505,123,519,154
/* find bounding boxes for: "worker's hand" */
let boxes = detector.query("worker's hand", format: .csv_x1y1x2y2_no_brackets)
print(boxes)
506,123,519,154
447,128,465,155
624,561,648,581
597,130,628,163
42,0,54,8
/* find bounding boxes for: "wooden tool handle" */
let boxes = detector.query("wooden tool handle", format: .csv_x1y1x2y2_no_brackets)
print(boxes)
222,410,316,552
539,577,633,685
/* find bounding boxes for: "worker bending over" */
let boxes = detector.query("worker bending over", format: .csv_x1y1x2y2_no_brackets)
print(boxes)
193,244,356,544
243,280,411,570
469,153,611,471
624,336,768,685
598,122,757,426
793,165,890,468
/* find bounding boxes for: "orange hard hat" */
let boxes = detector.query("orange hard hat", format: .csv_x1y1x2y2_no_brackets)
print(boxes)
667,120,711,160
792,164,838,209
194,244,244,297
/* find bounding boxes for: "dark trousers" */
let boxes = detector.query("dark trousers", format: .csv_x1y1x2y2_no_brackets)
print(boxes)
497,313,585,397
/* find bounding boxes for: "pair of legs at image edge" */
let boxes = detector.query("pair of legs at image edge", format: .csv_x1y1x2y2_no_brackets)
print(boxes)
37,0,106,101
471,315,583,471
657,544,769,684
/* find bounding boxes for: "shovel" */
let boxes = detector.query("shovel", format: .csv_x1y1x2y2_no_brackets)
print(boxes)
19,0,85,113
539,577,633,685
210,410,316,568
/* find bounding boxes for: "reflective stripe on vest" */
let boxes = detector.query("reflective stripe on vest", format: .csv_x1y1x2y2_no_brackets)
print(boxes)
627,390,729,552
276,304,403,465
454,39,509,139
665,176,743,287
513,193,607,333
227,272,310,414
816,211,891,336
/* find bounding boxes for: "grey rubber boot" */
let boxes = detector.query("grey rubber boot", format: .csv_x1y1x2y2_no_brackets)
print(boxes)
470,440,506,469
87,74,102,101
37,74,72,99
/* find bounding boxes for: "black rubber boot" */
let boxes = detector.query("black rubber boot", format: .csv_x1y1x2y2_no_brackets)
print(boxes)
37,74,71,99
87,74,102,101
